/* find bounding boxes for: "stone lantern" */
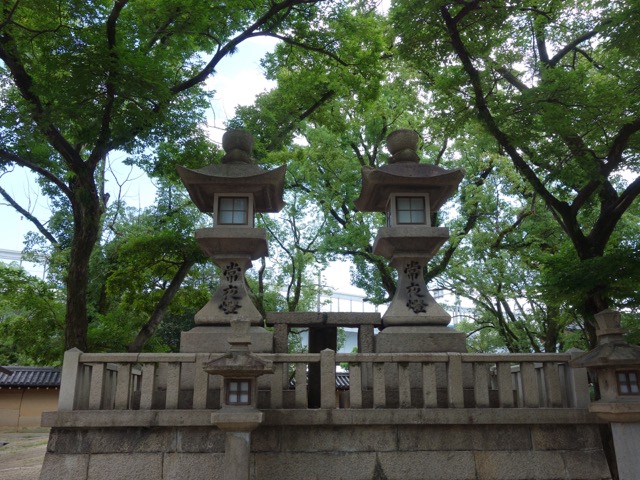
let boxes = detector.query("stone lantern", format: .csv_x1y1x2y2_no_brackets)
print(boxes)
205,317,274,416
354,129,466,352
571,310,640,419
571,309,640,479
177,129,285,353
205,317,274,480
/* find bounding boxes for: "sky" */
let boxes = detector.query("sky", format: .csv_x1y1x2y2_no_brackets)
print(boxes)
0,35,366,295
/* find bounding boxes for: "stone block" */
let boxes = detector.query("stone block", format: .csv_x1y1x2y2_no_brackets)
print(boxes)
164,452,225,480
251,426,282,452
561,450,612,479
474,451,566,480
377,451,476,480
375,326,467,353
254,452,377,480
39,453,89,480
398,425,532,451
532,424,603,451
180,326,273,353
273,426,398,453
83,428,174,453
175,427,225,452
265,312,381,327
87,453,162,480
46,428,88,454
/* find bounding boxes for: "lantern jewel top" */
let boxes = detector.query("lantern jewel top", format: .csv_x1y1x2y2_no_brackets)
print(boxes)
176,129,286,214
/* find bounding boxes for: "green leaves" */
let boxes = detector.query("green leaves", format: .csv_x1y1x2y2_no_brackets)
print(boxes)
391,0,640,345
0,264,65,365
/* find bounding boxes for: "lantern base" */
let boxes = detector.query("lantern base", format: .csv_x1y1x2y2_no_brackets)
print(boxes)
376,326,467,353
180,326,273,354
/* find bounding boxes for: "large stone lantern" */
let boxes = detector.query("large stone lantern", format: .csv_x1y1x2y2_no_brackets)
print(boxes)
354,129,466,352
177,130,285,352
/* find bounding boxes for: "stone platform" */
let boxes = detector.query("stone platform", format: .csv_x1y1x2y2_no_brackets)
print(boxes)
40,411,611,480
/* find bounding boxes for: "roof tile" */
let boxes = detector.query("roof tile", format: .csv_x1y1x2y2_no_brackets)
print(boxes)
0,366,61,388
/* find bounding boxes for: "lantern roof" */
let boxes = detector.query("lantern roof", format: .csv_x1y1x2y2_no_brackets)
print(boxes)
177,130,286,213
571,310,640,368
354,163,464,213
353,130,464,213
203,318,274,377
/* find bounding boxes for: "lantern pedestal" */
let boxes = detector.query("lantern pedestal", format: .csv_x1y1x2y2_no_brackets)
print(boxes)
193,228,268,326
376,326,466,353
181,227,273,354
372,228,466,352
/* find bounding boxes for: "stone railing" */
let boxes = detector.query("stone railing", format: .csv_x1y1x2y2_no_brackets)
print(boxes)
55,349,589,413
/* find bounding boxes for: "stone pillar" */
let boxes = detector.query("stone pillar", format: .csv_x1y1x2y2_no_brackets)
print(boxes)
223,431,252,480
212,412,263,480
611,423,640,480
194,255,263,326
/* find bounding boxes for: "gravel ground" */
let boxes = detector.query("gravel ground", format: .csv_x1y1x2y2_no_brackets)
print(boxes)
0,432,49,480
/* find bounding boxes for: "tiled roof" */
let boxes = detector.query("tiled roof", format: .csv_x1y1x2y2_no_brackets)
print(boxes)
0,366,61,388
335,372,350,390
290,371,351,390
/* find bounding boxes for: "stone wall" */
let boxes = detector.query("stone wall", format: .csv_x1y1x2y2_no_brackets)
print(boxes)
40,420,612,480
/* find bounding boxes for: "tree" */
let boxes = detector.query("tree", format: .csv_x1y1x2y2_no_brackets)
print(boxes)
392,0,640,344
98,182,209,353
0,263,65,365
235,44,502,313
0,0,360,351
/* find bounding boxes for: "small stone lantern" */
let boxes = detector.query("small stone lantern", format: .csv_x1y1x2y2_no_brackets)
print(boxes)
205,317,274,416
176,130,286,327
354,129,464,328
205,317,273,480
571,309,640,479
571,309,640,421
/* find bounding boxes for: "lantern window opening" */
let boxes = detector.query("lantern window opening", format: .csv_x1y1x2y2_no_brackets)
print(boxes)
214,194,254,227
617,370,640,396
387,193,430,227
226,379,252,405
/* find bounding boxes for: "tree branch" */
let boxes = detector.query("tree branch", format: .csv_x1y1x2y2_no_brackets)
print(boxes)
427,164,495,281
604,116,640,175
89,0,129,168
127,258,195,352
0,185,59,247
548,22,610,67
0,0,20,30
264,32,350,66
495,66,529,92
170,0,324,94
439,5,585,247
0,148,71,196
0,32,82,168
589,175,640,250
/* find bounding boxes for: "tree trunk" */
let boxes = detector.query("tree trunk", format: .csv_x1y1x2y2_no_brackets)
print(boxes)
64,172,103,351
128,259,195,353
